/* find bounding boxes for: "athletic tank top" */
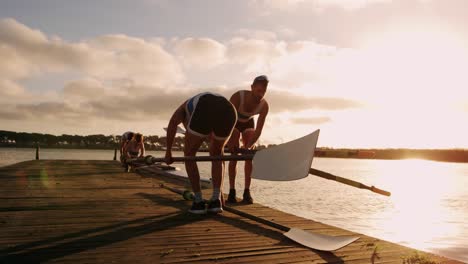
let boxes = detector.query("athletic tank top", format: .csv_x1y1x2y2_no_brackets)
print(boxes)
237,90,265,122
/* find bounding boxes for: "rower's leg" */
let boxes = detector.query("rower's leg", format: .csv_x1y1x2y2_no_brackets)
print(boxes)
184,132,205,194
242,129,255,189
228,129,240,189
241,129,255,204
209,137,227,199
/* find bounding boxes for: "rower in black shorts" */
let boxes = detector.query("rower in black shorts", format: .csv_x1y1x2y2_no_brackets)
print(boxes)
165,92,237,214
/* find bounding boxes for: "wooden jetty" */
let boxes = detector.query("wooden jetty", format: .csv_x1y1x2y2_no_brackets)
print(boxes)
0,160,462,263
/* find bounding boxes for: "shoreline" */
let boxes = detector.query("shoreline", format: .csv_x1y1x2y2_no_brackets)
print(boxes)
2,145,468,163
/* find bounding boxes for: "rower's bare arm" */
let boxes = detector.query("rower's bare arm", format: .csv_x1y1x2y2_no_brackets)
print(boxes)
140,143,145,157
229,92,240,110
166,102,186,152
250,102,269,147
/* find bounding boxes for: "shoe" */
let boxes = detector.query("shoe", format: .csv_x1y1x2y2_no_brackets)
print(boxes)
226,189,238,203
241,189,253,204
188,201,206,215
207,199,223,213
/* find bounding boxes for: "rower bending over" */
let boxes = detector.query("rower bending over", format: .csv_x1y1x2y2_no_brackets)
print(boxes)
120,131,134,165
165,92,237,214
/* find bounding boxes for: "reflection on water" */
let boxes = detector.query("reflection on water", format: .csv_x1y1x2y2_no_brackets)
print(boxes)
1,148,468,262
372,160,465,253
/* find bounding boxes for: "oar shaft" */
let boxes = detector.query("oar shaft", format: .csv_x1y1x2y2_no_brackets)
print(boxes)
159,183,289,232
223,206,290,232
309,168,391,196
135,155,390,196
155,155,254,162
127,154,254,164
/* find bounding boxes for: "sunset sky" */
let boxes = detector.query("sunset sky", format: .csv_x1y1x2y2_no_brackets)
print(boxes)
1,0,467,148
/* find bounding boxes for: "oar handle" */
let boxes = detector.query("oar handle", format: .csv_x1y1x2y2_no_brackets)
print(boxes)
369,186,391,197
309,168,391,197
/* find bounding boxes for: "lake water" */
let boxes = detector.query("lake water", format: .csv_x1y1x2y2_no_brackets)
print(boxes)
1,148,467,263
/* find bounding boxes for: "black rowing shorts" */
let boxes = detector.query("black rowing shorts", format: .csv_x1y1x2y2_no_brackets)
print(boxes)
235,118,255,133
186,93,237,140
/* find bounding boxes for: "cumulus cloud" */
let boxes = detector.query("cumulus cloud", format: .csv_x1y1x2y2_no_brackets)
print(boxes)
172,38,226,69
226,37,284,73
0,18,363,135
0,18,184,88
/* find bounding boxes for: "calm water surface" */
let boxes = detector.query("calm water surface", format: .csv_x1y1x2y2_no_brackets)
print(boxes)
1,148,467,262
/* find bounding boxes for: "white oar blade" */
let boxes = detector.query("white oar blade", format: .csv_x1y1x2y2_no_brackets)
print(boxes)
252,129,320,181
284,228,359,251
163,126,186,134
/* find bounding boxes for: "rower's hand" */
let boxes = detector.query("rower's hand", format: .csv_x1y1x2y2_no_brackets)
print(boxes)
244,141,255,150
228,145,239,154
165,151,174,165
226,141,238,154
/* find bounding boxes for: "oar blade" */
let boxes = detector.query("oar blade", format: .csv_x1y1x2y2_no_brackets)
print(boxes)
163,126,186,134
284,228,359,251
252,129,320,181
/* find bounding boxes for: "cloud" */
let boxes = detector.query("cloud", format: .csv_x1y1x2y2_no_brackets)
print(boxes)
63,78,108,100
290,116,331,124
0,79,26,98
0,18,184,88
172,38,226,69
313,0,392,10
234,29,278,40
0,18,367,139
267,89,363,112
1,79,360,126
226,37,283,73
250,0,393,11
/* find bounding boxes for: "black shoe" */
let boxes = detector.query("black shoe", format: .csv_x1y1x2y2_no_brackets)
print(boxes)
207,199,223,213
226,189,238,203
188,201,206,215
242,189,253,204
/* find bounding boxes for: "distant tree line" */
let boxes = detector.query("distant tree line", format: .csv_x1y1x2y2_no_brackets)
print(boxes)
1,130,467,162
0,130,187,150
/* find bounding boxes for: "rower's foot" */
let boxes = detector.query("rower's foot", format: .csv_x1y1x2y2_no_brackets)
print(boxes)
188,201,206,215
226,189,238,203
241,189,253,204
207,198,223,214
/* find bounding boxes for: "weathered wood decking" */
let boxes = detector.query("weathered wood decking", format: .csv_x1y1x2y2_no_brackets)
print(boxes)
0,160,462,263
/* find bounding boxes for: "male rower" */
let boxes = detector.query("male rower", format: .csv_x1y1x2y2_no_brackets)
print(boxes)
120,131,134,165
227,75,269,204
165,92,237,214
125,133,145,159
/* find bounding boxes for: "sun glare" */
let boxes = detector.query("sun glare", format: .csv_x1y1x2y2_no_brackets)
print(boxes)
373,159,461,250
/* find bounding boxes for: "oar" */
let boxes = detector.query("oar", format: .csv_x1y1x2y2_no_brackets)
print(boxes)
309,168,390,196
163,126,186,134
128,129,390,196
158,183,360,251
130,129,321,182
129,156,391,196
